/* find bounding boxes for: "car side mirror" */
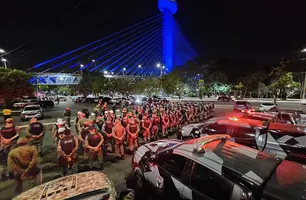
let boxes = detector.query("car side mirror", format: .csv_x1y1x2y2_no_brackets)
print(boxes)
118,189,135,200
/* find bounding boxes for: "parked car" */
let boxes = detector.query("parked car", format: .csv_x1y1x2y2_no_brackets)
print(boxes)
198,117,306,164
259,102,278,111
85,97,99,103
21,105,44,121
13,98,39,109
38,100,54,108
217,96,233,102
233,100,252,112
58,96,67,101
127,135,306,200
15,171,134,200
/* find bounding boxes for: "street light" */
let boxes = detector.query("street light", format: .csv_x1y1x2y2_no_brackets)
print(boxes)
80,64,84,75
0,49,5,53
1,58,7,68
302,49,306,53
111,72,114,75
138,65,142,68
157,63,161,68
104,70,108,74
123,68,126,76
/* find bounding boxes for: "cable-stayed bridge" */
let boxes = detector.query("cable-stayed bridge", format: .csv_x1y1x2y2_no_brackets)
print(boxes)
29,0,198,85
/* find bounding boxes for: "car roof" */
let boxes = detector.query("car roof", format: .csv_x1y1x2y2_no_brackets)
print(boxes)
214,117,266,128
173,137,281,186
262,160,306,200
268,123,306,134
14,171,115,200
24,105,40,108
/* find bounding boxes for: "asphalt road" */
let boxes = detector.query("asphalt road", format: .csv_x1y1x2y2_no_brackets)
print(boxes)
0,99,303,199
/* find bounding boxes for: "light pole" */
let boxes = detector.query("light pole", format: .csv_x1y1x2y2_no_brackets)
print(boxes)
80,64,84,75
0,49,6,68
123,68,126,76
157,63,162,77
1,58,7,68
92,60,97,72
138,65,142,76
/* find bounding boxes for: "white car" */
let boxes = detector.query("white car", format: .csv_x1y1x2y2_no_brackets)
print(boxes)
21,105,44,121
13,99,39,108
259,103,277,111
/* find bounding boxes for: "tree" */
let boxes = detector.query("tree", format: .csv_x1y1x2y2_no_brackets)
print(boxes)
270,72,298,102
198,79,207,97
0,67,34,107
135,77,160,97
92,75,106,96
77,74,93,97
160,73,183,95
235,82,244,97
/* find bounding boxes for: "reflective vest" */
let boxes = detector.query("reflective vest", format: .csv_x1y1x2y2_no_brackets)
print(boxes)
105,121,113,134
143,119,151,128
88,133,101,147
129,123,137,134
60,135,76,155
1,126,17,140
30,122,44,136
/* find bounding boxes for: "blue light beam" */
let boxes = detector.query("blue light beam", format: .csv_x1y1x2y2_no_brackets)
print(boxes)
32,14,162,69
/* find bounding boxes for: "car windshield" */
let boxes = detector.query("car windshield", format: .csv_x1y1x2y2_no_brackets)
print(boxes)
21,100,30,103
262,103,275,106
236,101,247,105
65,188,110,200
24,107,40,111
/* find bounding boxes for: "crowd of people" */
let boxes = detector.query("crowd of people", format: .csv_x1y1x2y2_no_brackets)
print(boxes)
0,100,214,194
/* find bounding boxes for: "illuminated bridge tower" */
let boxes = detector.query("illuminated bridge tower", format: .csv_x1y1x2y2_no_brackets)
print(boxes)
158,0,177,72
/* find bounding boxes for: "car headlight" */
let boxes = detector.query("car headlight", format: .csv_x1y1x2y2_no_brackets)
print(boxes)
136,99,140,103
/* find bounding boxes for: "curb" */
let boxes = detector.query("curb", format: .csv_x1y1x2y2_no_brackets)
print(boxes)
18,120,75,128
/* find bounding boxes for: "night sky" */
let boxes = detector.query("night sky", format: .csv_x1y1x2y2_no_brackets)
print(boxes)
1,0,306,70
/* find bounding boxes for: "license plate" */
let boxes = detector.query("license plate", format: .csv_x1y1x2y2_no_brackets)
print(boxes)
195,130,199,134
25,115,35,118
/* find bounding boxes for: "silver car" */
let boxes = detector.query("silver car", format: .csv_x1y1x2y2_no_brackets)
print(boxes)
21,105,44,121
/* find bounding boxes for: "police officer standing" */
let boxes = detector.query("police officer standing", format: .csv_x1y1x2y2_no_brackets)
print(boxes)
63,107,71,128
57,129,78,176
26,118,45,156
85,124,104,170
0,118,19,180
7,137,42,194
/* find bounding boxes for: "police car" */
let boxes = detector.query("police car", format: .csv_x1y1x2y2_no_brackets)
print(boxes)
127,135,306,200
186,117,306,164
20,105,44,121
15,171,134,200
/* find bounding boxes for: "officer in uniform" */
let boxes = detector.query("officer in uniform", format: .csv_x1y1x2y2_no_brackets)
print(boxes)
52,118,68,145
113,118,126,160
26,118,45,156
8,137,42,194
57,129,78,176
85,124,104,170
126,116,139,153
102,115,114,154
63,107,72,128
78,120,91,156
0,118,19,179
141,113,152,143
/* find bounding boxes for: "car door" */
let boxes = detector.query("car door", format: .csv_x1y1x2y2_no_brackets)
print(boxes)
156,153,188,199
189,163,234,200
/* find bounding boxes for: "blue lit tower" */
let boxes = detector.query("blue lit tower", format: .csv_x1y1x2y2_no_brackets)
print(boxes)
158,0,177,72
